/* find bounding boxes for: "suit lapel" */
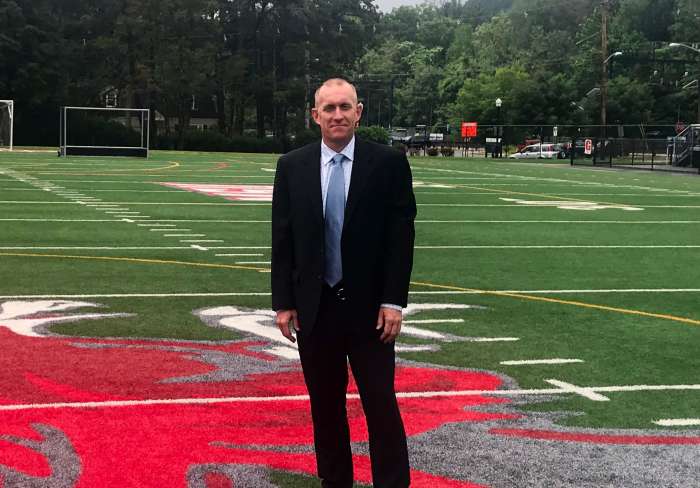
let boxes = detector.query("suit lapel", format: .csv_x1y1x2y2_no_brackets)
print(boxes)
301,143,323,224
345,138,374,225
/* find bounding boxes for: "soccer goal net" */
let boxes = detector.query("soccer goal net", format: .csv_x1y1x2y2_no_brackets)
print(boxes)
59,106,150,157
0,100,13,151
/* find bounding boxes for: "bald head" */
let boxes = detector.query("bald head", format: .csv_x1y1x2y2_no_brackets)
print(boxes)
311,78,363,152
314,78,358,108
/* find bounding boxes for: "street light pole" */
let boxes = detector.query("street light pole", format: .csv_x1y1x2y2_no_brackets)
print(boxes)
495,98,503,158
669,43,700,124
600,0,609,139
601,50,622,139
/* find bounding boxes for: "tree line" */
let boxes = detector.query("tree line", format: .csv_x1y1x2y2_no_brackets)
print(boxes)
1,0,699,148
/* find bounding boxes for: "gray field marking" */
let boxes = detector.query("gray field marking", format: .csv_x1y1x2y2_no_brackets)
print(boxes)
0,381,698,411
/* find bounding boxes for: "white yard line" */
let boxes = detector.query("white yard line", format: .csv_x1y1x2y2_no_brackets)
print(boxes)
653,418,700,427
0,201,272,206
165,234,206,237
3,218,700,225
403,319,464,324
0,219,118,222
180,239,223,243
413,192,700,197
414,220,700,224
0,382,698,411
235,261,271,264
500,359,585,366
408,289,700,294
418,204,700,208
470,337,520,342
215,253,264,257
416,245,700,249
545,379,610,402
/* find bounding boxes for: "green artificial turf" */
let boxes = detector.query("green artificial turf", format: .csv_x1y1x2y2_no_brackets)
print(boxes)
1,149,699,431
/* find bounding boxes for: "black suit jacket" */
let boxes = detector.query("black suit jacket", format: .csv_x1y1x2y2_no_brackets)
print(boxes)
271,138,417,337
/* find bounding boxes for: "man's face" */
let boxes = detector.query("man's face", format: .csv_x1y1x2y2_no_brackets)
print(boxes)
311,83,363,148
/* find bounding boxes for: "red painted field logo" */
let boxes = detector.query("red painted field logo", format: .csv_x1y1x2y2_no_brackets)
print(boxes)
0,301,697,487
159,183,273,202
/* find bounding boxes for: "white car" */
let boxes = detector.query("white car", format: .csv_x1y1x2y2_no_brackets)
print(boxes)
510,143,567,159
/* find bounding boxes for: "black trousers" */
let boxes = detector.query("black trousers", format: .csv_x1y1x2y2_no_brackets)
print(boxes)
297,285,410,488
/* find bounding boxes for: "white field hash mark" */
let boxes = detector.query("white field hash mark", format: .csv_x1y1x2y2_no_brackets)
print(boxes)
500,359,585,366
1,382,699,411
653,418,700,427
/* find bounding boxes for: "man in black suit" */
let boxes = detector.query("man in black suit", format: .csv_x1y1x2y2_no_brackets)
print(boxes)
271,78,416,487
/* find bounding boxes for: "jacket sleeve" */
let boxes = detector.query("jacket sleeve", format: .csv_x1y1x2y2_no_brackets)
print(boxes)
271,155,295,311
381,151,417,308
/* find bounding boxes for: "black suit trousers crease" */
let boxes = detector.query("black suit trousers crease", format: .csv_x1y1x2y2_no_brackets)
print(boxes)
297,287,410,488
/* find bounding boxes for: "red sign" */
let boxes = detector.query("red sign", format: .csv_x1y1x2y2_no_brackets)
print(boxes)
584,138,593,155
461,122,477,138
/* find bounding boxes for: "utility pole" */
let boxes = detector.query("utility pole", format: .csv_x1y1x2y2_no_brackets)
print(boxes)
600,0,609,139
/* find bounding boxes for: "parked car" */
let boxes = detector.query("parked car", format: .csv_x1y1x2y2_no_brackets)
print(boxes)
510,143,567,159
389,128,411,146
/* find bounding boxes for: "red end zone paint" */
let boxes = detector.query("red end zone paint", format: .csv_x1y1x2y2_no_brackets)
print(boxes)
0,327,503,486
159,182,273,202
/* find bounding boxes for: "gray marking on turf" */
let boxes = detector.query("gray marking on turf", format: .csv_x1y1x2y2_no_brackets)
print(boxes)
0,424,81,487
187,464,281,488
70,340,296,382
408,406,700,488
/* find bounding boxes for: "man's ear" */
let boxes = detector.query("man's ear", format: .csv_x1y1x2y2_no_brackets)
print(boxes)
356,102,364,120
311,108,320,126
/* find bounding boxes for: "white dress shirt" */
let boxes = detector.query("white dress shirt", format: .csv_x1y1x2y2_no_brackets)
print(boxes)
320,137,354,215
320,137,402,313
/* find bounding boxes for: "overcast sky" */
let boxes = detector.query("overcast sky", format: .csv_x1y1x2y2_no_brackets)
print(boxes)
374,0,429,13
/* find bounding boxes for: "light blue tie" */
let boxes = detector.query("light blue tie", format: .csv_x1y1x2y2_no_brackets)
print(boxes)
324,153,346,287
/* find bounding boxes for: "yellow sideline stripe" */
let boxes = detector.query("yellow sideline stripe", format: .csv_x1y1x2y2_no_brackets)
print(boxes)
0,252,267,273
22,161,181,175
2,251,697,326
410,280,700,326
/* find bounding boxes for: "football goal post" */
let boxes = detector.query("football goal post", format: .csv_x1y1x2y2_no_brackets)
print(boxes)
59,106,150,157
0,100,13,151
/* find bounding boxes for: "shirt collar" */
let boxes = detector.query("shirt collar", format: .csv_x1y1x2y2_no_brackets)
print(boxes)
321,136,355,166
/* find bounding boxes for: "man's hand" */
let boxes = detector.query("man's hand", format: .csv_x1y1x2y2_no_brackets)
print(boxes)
376,307,402,344
276,309,299,343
